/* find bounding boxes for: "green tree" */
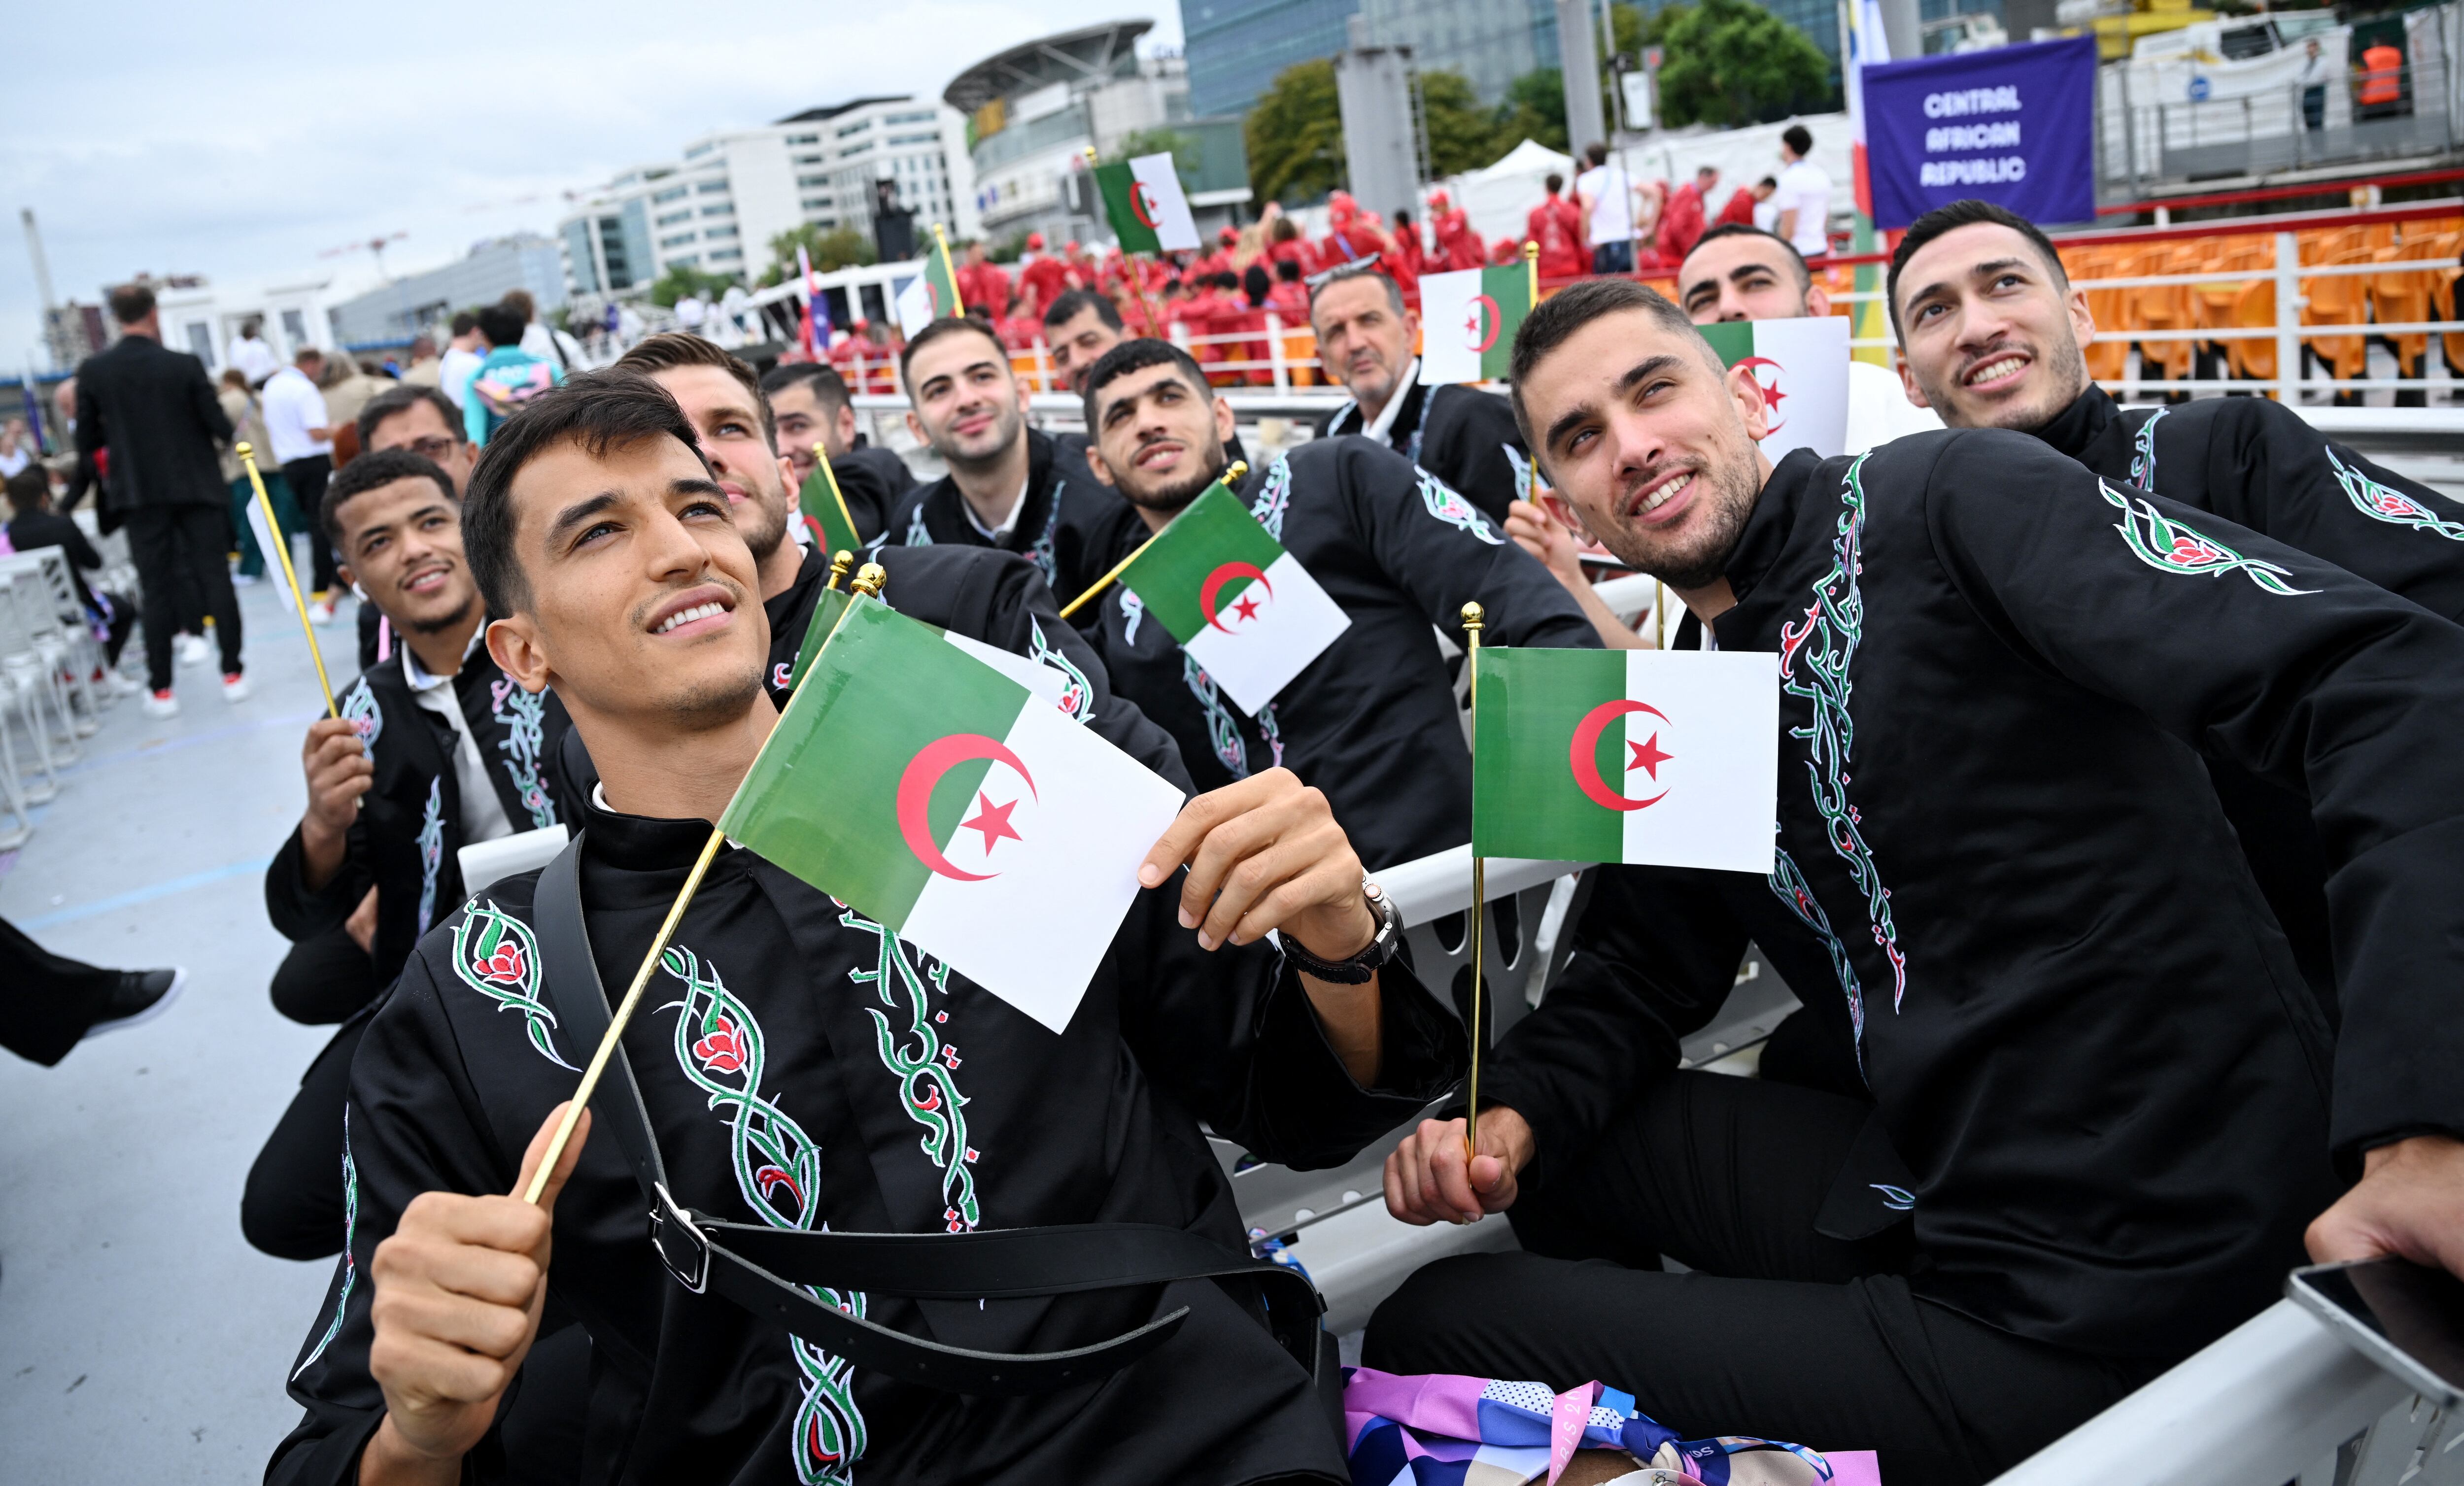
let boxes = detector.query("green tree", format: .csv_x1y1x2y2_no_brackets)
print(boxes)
1492,67,1570,153
1246,59,1347,205
1648,0,1835,128
1419,69,1501,176
648,263,738,308
759,223,877,286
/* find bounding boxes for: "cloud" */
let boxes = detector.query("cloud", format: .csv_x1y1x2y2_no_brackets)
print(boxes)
4,0,1181,370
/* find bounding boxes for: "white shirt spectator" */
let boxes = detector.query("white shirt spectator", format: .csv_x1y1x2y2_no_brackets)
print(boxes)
1774,158,1833,258
227,333,281,386
440,345,484,408
519,320,582,372
1753,195,1780,233
676,294,708,331
1575,162,1636,246
260,366,333,464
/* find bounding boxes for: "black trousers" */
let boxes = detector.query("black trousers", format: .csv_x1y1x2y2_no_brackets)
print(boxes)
282,456,335,596
269,925,382,1026
1366,1073,2159,1486
0,915,120,1066
123,503,242,690
244,1011,366,1260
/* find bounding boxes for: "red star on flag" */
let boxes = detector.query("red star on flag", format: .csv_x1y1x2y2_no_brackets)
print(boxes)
1758,375,1786,410
959,792,1023,852
1627,732,1673,779
1231,593,1263,624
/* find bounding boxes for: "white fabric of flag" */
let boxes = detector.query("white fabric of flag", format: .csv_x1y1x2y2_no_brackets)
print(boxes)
894,273,935,338
1177,550,1350,715
1129,154,1202,252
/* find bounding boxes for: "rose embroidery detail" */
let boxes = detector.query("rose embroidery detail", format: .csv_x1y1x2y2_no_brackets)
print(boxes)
2166,534,2225,567
475,939,526,986
2327,446,2464,541
447,902,576,1070
2099,481,2315,596
693,1014,748,1075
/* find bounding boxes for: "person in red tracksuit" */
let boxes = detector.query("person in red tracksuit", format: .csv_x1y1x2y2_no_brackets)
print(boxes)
1526,173,1587,281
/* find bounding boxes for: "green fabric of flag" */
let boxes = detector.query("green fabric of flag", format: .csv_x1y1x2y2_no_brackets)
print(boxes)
1472,647,1633,862
782,585,854,694
1116,480,1281,641
798,454,865,562
1095,161,1162,254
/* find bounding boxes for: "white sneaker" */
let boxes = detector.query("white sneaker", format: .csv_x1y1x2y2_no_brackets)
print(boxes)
221,672,250,703
176,633,211,667
106,671,141,698
232,572,262,587
142,689,180,718
309,599,338,627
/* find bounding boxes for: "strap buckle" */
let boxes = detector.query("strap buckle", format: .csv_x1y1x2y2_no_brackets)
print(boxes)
649,1181,712,1295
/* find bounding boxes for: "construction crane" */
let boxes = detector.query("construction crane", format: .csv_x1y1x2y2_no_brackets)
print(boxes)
320,231,408,281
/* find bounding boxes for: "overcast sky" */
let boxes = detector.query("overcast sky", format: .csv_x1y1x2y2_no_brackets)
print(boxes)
5,0,1182,373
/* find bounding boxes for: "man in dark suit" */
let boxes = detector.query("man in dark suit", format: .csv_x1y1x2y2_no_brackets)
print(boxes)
72,282,245,715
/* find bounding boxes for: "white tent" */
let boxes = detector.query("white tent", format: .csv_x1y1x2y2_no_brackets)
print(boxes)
1451,138,1577,249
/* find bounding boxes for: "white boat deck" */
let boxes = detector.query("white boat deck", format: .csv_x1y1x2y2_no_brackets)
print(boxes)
1,581,358,1481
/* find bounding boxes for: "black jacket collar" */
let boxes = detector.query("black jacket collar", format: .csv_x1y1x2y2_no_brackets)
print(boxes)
1722,446,1826,608
2030,384,2123,463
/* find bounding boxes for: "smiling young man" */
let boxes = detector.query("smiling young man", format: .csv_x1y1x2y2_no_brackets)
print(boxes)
267,371,1463,1486
885,316,1127,602
250,447,576,1262
1309,266,1529,525
1074,338,1596,872
351,385,482,670
1362,277,2464,1485
1890,198,2464,1012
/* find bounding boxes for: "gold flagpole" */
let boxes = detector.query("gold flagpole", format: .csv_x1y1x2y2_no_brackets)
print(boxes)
1058,461,1244,619
812,444,862,548
236,441,338,717
1524,240,1539,308
525,561,887,1203
932,223,962,316
1461,602,1486,1163
825,549,854,590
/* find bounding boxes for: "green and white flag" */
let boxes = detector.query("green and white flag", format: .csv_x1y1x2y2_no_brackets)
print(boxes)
1095,153,1201,254
796,451,865,561
1698,316,1851,463
1116,477,1350,714
894,236,965,338
722,597,1181,1032
1418,266,1533,385
1472,647,1778,873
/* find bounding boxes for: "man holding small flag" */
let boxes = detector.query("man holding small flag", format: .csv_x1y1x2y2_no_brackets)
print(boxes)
1311,266,1532,525
886,317,1126,599
758,360,916,534
267,371,1464,1486
1073,338,1597,872
1368,277,2464,1479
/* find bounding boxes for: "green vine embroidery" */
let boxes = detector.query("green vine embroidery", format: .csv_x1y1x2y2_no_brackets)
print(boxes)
2100,482,2317,596
2327,446,2464,541
839,909,981,1233
449,901,578,1070
292,1106,360,1381
656,944,865,1483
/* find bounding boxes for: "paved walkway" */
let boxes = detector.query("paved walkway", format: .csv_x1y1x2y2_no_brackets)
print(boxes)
2,584,368,1482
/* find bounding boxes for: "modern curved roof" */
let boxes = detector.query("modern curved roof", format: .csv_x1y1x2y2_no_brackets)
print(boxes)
942,19,1154,114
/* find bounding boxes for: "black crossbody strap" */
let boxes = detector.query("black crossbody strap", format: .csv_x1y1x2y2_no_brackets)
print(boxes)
531,833,1321,1395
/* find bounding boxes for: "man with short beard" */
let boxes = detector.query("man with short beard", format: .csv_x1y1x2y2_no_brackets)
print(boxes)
1310,266,1528,525
886,317,1126,602
756,360,912,541
1891,198,2464,1016
249,447,578,1262
266,371,1464,1486
1367,278,2464,1483
1042,288,1127,396
1075,338,1596,871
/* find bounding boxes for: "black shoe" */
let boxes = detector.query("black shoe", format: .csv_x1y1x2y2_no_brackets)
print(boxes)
84,968,186,1041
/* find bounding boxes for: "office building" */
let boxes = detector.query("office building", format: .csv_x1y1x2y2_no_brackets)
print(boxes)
1183,0,1364,117
328,235,565,348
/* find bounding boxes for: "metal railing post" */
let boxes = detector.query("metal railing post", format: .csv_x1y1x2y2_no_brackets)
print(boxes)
2275,231,2304,404
1267,312,1289,390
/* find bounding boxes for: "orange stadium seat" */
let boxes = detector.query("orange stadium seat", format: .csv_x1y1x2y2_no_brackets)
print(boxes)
2302,247,2373,392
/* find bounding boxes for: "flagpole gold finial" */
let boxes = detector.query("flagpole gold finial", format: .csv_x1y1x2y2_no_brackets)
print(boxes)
235,440,253,459
826,550,855,590
1460,601,1485,633
853,562,888,599
1225,459,1248,486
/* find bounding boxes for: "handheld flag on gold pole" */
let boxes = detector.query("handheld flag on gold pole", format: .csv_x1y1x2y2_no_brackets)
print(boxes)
1086,146,1171,340
826,549,854,590
524,561,890,1205
236,440,337,717
1461,601,1486,1161
1058,461,1245,619
798,442,867,559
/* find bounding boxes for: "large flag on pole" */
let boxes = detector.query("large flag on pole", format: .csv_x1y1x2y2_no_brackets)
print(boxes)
1698,317,1852,462
722,597,1182,1032
894,234,964,338
1095,154,1201,254
1115,477,1350,713
796,244,828,357
1472,648,1778,873
1845,0,1895,368
1418,266,1533,385
243,495,297,614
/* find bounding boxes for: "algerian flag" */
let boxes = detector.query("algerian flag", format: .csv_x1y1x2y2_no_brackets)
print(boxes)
797,451,865,560
723,596,1181,1031
1698,317,1851,463
781,584,1068,711
242,486,297,614
893,238,964,338
1418,266,1532,385
1116,477,1349,714
1472,647,1778,874
1095,154,1201,254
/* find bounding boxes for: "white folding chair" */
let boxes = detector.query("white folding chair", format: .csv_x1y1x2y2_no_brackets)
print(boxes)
0,567,86,752
0,573,63,811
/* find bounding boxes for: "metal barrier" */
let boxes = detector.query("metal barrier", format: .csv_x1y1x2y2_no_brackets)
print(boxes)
2107,57,2463,196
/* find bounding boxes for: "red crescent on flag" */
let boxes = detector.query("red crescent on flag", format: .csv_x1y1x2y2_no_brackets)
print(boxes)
896,733,1038,881
1735,355,1787,437
1131,181,1162,230
1568,700,1670,812
1198,561,1274,634
1468,295,1502,353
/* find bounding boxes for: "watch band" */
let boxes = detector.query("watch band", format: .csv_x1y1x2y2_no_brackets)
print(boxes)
1279,881,1402,985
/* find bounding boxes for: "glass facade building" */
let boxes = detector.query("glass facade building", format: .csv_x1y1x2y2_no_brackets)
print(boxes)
1183,0,1363,117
